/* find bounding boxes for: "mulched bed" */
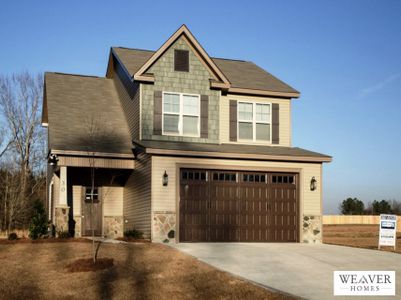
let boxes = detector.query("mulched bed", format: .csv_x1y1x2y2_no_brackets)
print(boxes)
65,258,114,273
116,237,150,243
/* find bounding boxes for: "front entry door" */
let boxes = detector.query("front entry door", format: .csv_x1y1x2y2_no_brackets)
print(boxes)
82,187,102,236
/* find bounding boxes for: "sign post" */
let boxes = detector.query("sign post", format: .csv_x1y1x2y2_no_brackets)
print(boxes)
378,214,397,251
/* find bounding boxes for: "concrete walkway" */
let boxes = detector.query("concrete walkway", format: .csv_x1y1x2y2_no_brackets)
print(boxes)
171,243,401,300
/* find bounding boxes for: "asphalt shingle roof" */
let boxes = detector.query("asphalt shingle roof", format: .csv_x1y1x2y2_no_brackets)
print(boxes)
112,47,299,94
45,72,133,154
134,140,331,162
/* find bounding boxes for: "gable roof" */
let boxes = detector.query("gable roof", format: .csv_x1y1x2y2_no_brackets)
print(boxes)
132,25,230,86
44,72,133,155
112,48,299,97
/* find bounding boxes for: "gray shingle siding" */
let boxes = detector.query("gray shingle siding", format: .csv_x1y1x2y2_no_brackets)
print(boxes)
141,37,220,143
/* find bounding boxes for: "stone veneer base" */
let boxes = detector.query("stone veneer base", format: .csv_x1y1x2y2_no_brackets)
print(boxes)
153,211,176,242
54,206,69,236
302,215,322,243
103,216,124,239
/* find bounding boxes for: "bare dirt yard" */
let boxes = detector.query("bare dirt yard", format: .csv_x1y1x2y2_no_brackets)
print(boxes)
323,224,401,254
0,240,294,300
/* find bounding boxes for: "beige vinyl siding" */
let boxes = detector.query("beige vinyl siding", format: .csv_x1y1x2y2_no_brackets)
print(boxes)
58,156,134,169
220,94,291,147
103,187,123,216
72,185,82,216
123,153,152,238
151,156,322,226
112,69,140,140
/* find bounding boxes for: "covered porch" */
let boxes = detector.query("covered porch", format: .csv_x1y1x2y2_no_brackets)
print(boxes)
48,152,135,238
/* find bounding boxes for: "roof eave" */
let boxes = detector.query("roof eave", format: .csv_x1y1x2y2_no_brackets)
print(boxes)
228,87,300,99
144,147,331,163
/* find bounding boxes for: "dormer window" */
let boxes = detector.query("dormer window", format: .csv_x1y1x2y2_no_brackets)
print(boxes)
174,49,189,72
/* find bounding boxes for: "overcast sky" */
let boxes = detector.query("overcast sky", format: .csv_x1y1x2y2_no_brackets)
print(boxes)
1,0,400,213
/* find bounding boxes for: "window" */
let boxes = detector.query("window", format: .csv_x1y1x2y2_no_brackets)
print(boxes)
238,102,271,142
243,173,266,183
272,175,295,185
212,172,237,182
174,49,189,72
181,170,208,181
85,187,99,203
163,92,200,136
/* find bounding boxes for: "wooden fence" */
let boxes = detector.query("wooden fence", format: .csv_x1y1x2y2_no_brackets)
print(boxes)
323,215,401,231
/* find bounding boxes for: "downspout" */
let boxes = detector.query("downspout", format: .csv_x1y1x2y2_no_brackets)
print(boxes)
48,180,54,221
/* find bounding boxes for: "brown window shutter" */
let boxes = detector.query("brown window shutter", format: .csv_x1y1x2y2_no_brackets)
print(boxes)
174,50,189,72
229,100,237,142
200,95,208,138
153,91,162,135
272,103,280,144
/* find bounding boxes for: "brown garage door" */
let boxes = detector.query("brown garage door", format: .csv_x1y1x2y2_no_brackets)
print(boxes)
179,169,299,242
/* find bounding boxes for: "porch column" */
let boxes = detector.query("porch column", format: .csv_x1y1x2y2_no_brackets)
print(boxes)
59,166,67,206
54,166,70,235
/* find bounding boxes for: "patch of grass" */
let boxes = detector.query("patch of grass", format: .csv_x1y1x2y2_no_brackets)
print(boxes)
0,242,294,299
0,237,90,244
323,225,401,254
65,258,113,273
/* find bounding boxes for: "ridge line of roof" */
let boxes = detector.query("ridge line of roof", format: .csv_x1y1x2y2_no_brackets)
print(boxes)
113,46,155,52
113,46,249,63
45,72,104,79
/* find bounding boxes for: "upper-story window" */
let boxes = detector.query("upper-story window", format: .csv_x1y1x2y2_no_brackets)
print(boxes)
174,49,189,72
238,102,271,142
162,92,200,136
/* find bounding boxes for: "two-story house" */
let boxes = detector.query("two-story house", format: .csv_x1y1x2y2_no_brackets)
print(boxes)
42,25,331,243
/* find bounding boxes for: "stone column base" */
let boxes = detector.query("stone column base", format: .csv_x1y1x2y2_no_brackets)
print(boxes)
74,216,82,237
103,216,123,239
302,215,322,243
153,211,176,242
54,206,70,236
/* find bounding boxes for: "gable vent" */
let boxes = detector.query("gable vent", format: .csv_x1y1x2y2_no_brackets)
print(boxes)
174,49,189,72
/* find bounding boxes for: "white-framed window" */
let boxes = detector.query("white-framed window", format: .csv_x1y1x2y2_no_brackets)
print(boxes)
162,92,200,137
238,102,271,142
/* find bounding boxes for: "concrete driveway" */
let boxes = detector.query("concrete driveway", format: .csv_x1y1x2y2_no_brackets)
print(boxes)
171,243,401,300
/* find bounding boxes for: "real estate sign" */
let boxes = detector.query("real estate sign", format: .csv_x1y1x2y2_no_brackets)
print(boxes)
378,214,397,250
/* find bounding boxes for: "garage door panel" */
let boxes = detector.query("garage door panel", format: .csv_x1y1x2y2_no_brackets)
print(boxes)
179,170,209,242
209,174,239,242
180,169,299,242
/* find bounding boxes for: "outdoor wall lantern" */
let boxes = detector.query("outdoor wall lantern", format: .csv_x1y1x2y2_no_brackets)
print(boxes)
162,170,169,186
48,153,59,166
310,176,317,191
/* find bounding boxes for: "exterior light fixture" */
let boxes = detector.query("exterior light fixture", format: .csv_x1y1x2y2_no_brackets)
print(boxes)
310,176,317,191
48,154,59,166
162,170,168,186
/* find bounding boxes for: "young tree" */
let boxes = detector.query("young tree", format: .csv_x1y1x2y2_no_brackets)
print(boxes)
340,197,365,215
83,115,114,262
